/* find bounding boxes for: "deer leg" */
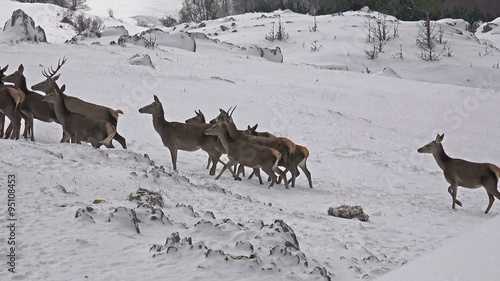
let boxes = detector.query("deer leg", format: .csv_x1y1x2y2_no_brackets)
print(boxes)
4,122,13,139
273,166,288,189
113,132,127,149
208,154,220,176
168,147,178,171
29,113,34,141
448,185,461,209
262,167,277,188
0,113,4,138
206,155,211,169
299,160,313,188
484,179,500,214
254,169,263,184
215,160,236,180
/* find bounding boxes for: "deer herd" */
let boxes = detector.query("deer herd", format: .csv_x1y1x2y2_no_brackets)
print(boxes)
1,58,499,214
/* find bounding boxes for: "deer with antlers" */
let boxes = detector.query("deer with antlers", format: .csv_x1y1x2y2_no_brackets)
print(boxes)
41,76,116,148
0,65,26,140
139,95,225,175
205,114,288,189
418,134,500,214
31,58,127,148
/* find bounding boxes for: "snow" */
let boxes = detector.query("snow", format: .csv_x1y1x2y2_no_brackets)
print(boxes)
0,1,500,280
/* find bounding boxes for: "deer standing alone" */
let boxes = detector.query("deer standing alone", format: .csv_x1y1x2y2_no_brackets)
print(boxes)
418,134,500,214
42,76,116,148
139,95,224,175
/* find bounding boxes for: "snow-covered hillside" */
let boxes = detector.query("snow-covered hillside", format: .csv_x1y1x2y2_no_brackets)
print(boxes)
0,1,499,280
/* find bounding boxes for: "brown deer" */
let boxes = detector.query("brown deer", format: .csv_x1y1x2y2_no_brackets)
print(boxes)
184,109,228,171
185,110,206,124
246,125,312,188
42,78,116,148
139,95,224,175
213,109,295,185
245,124,275,138
31,58,127,148
2,64,58,141
0,64,8,138
205,117,288,189
418,134,500,214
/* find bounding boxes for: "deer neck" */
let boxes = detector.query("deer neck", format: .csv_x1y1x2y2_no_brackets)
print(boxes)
432,143,452,171
16,75,30,94
152,106,169,132
225,121,241,139
52,91,72,126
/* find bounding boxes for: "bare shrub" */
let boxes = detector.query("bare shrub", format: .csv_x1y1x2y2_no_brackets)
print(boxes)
159,15,178,27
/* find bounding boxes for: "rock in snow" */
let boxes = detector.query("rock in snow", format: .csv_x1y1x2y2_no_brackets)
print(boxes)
1,9,47,43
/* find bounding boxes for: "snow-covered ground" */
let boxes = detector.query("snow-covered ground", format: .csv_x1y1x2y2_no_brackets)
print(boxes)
0,1,499,280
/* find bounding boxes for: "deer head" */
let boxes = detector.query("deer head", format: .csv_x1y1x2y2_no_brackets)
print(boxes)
417,134,444,154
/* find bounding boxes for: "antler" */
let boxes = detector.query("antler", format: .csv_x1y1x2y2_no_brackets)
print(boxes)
42,57,67,78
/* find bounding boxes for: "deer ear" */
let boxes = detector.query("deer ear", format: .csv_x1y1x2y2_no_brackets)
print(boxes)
53,74,61,81
61,84,66,92
1,65,8,72
18,64,24,73
154,95,159,102
435,134,444,143
252,124,258,130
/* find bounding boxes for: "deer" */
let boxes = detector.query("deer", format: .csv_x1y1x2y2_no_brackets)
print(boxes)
212,108,295,185
185,110,206,124
139,95,224,175
246,124,312,188
418,134,500,214
184,109,228,171
30,58,127,148
205,116,288,189
245,124,275,138
0,64,8,138
0,84,25,140
41,77,116,148
2,64,58,141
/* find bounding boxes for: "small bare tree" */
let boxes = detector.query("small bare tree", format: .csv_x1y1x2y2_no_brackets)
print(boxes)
416,20,440,61
265,15,289,42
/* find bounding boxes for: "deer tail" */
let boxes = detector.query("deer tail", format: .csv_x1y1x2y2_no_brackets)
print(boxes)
489,164,500,182
99,123,116,146
8,88,25,110
110,109,124,120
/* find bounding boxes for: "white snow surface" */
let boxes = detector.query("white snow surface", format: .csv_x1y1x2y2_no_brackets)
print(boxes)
0,1,500,280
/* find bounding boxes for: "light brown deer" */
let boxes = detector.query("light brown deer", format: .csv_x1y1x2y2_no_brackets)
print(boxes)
2,64,58,141
418,134,500,214
245,125,312,188
42,77,116,148
205,118,288,189
139,95,224,175
0,85,25,140
31,58,127,148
